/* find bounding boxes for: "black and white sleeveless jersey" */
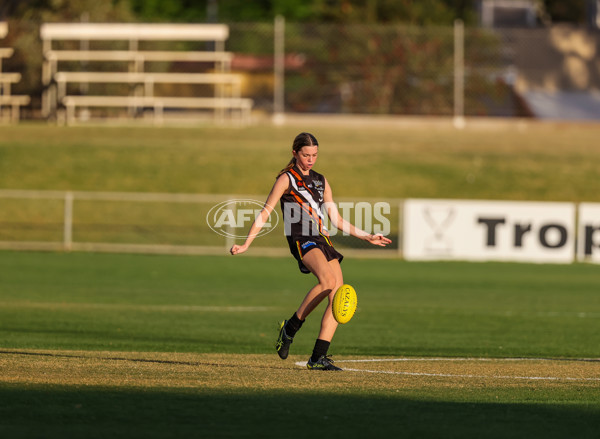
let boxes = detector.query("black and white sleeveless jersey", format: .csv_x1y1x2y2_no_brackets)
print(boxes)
280,165,332,246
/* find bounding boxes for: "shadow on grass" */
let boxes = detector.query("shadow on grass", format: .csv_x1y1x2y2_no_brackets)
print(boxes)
0,384,598,439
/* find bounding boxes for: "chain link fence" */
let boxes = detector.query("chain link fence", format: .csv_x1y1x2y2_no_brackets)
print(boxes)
228,21,599,120
227,21,532,118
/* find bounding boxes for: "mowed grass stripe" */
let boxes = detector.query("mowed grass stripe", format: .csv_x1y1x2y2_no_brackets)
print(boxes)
2,122,600,201
0,301,272,313
2,300,598,318
1,251,600,357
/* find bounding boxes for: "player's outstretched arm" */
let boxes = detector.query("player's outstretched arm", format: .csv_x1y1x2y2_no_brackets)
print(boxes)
230,174,289,255
323,178,392,247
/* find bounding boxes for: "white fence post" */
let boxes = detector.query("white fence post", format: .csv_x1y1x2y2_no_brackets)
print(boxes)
64,191,73,251
453,19,465,129
398,201,403,258
273,15,285,125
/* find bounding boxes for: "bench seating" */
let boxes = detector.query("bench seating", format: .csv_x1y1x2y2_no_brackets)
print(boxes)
54,71,242,100
45,50,233,73
62,95,252,125
40,23,252,124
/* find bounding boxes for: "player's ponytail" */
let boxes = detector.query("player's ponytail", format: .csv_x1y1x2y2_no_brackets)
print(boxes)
277,157,296,178
276,132,319,178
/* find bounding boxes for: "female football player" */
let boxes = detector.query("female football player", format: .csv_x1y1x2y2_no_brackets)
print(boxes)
230,132,391,370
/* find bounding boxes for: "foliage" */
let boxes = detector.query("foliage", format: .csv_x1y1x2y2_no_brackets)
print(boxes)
279,23,506,115
116,0,592,25
127,0,207,22
543,0,588,24
117,0,479,25
1,0,588,25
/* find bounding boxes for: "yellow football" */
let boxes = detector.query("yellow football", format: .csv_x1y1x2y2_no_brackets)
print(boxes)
332,284,357,324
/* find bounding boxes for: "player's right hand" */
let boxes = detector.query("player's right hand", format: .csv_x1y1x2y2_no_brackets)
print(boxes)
230,244,248,255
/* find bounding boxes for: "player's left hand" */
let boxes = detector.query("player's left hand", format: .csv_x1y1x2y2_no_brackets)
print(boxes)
365,234,392,247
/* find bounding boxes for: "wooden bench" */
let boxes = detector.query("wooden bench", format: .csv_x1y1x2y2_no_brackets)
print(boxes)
40,23,251,124
62,95,252,125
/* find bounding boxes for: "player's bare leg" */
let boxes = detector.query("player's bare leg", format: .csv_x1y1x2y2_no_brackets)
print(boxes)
275,249,334,360
299,250,344,371
316,258,343,341
296,249,340,331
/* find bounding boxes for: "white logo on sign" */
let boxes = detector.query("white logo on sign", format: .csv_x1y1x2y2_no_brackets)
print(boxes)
207,199,279,239
423,207,456,254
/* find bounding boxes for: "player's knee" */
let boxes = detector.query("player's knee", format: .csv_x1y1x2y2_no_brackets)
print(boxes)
334,280,343,294
320,272,337,293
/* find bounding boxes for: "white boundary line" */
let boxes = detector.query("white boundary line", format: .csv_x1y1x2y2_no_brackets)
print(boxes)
336,357,600,363
338,368,600,382
294,358,600,382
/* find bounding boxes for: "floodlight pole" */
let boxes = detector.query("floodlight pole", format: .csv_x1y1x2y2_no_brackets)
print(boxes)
453,19,465,129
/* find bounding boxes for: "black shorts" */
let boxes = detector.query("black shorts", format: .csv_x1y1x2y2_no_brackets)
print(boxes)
287,236,344,274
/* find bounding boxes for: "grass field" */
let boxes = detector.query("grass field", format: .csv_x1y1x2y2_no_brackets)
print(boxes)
1,120,600,437
1,250,599,438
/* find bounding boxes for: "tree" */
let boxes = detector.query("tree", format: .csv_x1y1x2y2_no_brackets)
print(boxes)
542,0,587,24
1,0,135,111
115,0,481,25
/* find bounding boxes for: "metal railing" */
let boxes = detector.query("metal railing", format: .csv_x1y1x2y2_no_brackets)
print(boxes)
0,189,403,258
